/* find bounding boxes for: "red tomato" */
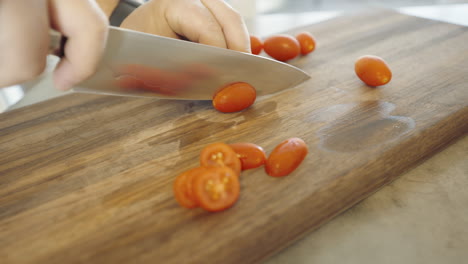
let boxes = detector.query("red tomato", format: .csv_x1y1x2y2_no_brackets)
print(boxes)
174,167,207,208
263,34,300,62
250,35,263,55
295,32,316,55
229,143,267,170
192,166,240,212
355,55,392,86
212,82,256,113
265,138,308,177
200,142,242,175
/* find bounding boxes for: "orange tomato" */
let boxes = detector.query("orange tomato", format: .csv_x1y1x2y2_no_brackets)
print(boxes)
263,34,300,62
295,32,316,55
250,35,263,55
229,143,267,170
212,82,256,113
192,166,240,212
265,138,308,177
174,167,207,208
354,55,392,86
200,142,242,175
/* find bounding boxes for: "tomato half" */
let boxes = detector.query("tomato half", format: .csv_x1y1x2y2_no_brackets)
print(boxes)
229,143,267,170
174,167,207,208
263,34,300,62
250,35,263,55
192,166,240,212
265,138,308,177
354,55,392,87
212,82,256,113
200,142,242,175
295,32,316,55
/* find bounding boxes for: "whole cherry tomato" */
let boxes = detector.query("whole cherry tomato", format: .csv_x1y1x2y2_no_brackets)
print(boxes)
295,32,316,55
192,166,240,212
200,142,242,175
250,35,263,55
212,82,256,113
174,167,207,208
265,138,308,177
263,34,300,62
354,55,392,87
229,143,266,170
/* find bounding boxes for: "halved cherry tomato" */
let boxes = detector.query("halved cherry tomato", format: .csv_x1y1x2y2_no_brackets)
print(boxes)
250,35,263,55
229,143,267,170
212,82,256,113
192,166,240,212
200,142,241,175
174,167,207,208
263,34,300,62
265,138,308,177
354,55,392,87
295,32,316,55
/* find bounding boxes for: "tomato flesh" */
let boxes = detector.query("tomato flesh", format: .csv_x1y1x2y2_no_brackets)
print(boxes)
212,82,256,113
355,55,392,87
263,34,300,62
192,166,240,212
295,32,316,55
250,35,263,55
266,138,308,177
229,143,266,170
200,142,242,175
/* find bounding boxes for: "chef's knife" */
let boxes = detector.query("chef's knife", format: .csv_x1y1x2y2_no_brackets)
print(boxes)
49,26,310,100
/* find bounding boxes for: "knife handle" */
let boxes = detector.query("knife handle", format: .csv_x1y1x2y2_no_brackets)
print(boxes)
48,30,66,58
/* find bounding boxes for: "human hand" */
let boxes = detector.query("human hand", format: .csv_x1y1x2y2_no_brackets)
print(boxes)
120,0,251,53
0,0,108,90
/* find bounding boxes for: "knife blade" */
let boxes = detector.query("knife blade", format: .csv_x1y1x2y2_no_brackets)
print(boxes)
50,26,310,100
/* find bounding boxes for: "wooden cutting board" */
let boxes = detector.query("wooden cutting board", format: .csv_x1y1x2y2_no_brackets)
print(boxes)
1,10,467,264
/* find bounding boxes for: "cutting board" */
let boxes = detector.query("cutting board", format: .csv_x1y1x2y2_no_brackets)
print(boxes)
1,10,467,264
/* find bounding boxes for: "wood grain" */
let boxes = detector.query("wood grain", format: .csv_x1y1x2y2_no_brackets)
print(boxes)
1,10,467,264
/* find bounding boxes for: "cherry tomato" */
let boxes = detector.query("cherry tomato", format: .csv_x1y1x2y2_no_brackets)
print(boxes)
263,34,300,62
200,142,241,175
250,35,263,55
212,82,256,113
229,143,267,170
295,32,316,55
192,166,240,212
354,55,392,87
265,138,308,177
174,167,207,208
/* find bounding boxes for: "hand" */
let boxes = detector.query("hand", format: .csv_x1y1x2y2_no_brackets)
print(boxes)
120,0,251,53
0,0,108,90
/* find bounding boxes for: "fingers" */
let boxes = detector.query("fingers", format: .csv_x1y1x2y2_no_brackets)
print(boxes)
165,0,227,49
0,0,49,88
200,0,250,52
49,0,108,90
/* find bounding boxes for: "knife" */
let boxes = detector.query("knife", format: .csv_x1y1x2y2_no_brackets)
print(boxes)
49,26,310,100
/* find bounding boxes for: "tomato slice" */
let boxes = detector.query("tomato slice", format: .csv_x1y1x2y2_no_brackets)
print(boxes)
265,138,308,177
192,166,240,212
174,167,207,208
229,143,267,170
200,143,241,175
295,32,316,55
212,82,256,113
